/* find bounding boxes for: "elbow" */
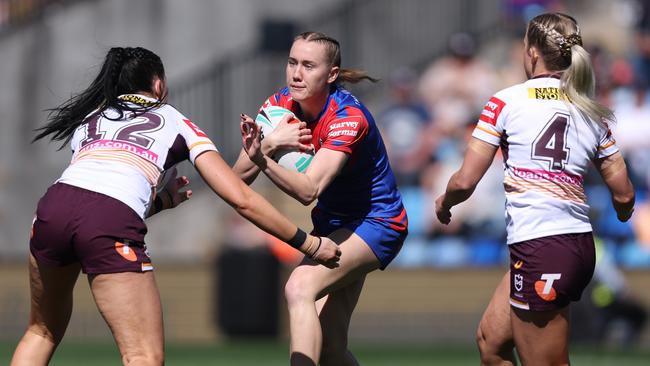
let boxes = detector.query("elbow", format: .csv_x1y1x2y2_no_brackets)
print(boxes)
454,174,478,194
296,192,317,206
296,186,319,206
614,190,635,207
231,197,253,214
228,189,255,215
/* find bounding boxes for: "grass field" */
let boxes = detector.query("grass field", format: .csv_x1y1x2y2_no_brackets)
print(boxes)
1,340,649,365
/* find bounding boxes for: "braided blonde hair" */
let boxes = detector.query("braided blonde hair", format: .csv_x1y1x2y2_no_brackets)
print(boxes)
527,13,614,125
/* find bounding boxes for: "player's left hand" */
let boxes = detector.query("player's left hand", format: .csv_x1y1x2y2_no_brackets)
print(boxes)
240,113,265,164
435,194,452,225
161,167,192,208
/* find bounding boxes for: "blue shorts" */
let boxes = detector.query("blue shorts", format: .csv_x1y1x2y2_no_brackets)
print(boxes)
311,207,408,270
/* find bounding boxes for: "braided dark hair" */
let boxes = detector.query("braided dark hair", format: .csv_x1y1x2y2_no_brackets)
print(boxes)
33,47,166,148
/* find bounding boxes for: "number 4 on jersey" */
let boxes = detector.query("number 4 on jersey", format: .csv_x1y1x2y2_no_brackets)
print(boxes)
532,112,570,172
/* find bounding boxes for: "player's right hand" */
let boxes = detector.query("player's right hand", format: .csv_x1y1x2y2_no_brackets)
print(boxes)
311,236,341,269
240,114,264,164
266,114,313,153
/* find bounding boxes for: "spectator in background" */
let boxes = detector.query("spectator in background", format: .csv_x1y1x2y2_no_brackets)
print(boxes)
377,67,432,188
419,32,495,140
634,0,650,91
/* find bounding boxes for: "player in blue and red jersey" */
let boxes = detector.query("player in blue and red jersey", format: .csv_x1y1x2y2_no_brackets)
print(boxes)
234,31,408,366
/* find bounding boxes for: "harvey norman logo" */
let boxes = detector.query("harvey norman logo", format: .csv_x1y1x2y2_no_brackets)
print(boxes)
328,117,361,138
329,121,359,130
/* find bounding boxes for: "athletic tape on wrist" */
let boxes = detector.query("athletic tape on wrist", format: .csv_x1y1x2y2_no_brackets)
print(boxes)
310,237,322,258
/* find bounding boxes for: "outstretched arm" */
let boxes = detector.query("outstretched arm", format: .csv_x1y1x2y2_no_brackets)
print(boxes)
436,138,499,224
593,152,635,222
194,150,341,267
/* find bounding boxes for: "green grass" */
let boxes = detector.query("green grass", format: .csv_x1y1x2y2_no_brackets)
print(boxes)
1,340,649,365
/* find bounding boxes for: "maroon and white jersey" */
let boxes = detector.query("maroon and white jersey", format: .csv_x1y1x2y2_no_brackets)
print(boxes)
57,94,217,218
472,77,618,244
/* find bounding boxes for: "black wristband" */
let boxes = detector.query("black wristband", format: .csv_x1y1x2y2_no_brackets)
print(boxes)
286,228,307,249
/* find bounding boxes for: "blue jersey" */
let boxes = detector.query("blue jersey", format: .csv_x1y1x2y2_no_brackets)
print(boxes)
262,85,404,219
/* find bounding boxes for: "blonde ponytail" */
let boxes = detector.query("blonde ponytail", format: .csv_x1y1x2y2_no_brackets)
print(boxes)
527,13,615,126
561,44,615,125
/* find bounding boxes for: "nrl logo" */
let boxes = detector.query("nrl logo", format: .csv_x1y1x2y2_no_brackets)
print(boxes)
514,274,524,292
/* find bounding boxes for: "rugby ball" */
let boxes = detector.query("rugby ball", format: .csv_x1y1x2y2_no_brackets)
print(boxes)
255,106,314,173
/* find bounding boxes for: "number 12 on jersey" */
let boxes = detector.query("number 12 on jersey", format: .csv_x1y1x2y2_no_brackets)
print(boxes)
532,112,570,172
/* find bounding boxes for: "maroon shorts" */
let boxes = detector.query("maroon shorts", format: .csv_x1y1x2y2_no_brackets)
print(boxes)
30,183,153,274
509,232,595,311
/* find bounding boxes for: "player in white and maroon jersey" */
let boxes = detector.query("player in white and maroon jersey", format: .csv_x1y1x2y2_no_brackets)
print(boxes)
435,13,635,366
11,47,340,366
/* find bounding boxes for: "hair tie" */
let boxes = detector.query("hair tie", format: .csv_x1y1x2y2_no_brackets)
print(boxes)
559,34,582,58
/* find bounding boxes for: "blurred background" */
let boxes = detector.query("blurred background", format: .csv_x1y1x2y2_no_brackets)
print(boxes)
1,0,649,364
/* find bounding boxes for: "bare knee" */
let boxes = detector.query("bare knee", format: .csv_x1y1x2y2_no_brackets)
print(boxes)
122,348,164,366
476,324,514,366
284,274,315,308
26,322,64,346
476,325,492,362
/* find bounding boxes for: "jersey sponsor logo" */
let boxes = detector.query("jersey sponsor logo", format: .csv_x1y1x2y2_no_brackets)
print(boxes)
328,129,358,138
183,119,208,138
513,260,524,269
528,87,569,101
79,140,160,163
510,166,583,185
535,273,561,301
329,121,360,130
514,273,524,291
479,96,505,126
115,241,138,262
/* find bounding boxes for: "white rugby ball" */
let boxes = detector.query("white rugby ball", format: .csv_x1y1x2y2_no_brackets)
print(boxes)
255,106,314,173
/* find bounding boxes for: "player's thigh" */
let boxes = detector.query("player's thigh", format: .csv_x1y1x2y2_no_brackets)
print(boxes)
477,271,513,348
286,229,380,302
88,271,163,358
28,254,81,341
511,306,570,366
